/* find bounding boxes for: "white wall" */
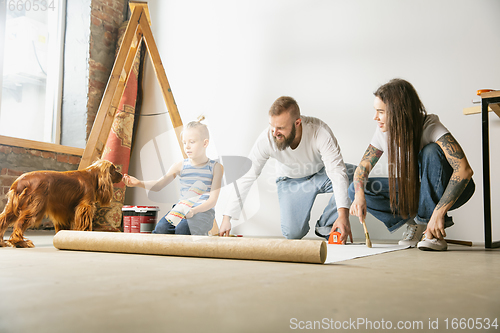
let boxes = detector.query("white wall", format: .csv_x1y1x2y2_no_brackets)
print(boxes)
125,0,500,243
61,0,91,148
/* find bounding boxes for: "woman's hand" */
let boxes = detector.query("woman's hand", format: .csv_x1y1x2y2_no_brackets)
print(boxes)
424,212,446,239
350,196,367,222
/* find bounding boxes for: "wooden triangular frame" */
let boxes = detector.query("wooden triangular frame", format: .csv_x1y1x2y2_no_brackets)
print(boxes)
79,1,219,235
79,1,184,169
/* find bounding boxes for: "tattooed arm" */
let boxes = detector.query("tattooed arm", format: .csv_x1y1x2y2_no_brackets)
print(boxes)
425,133,474,239
350,145,384,221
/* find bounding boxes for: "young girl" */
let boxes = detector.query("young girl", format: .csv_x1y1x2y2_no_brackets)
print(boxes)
123,117,224,235
349,79,475,251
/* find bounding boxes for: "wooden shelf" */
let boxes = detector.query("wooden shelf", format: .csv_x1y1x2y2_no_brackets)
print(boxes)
463,105,500,117
463,90,500,117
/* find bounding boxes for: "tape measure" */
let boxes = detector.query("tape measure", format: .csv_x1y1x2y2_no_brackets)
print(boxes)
477,89,494,95
328,230,342,244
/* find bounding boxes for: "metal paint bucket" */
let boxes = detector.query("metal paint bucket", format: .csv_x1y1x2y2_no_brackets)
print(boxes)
122,206,160,233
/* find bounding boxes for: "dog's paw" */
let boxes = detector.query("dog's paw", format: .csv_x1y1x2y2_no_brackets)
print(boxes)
0,239,12,248
8,239,35,248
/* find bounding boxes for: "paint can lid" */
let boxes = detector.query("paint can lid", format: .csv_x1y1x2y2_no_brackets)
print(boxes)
134,206,160,213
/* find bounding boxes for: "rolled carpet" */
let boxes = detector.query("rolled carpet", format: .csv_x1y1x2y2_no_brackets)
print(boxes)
53,231,327,264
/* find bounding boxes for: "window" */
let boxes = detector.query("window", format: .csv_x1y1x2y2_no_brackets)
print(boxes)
0,0,65,143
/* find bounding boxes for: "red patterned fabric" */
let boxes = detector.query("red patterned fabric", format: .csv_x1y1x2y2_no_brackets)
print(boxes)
93,21,141,231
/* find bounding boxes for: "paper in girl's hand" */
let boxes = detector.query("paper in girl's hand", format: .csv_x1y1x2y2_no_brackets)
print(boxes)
166,181,207,226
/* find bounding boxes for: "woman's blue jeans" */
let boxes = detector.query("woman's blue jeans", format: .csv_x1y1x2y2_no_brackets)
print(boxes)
276,163,357,239
152,208,215,235
348,143,475,232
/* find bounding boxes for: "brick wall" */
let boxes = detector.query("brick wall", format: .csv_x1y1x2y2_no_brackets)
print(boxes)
0,145,81,229
87,0,128,139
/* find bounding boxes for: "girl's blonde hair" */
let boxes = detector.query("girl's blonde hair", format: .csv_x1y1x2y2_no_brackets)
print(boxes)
183,115,209,140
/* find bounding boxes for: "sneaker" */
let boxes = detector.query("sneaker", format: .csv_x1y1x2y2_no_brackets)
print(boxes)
398,222,426,247
417,235,448,251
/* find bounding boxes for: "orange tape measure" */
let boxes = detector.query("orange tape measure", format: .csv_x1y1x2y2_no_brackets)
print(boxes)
328,229,343,244
477,89,494,96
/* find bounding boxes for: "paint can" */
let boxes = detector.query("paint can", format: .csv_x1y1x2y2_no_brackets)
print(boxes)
122,206,160,233
121,206,136,233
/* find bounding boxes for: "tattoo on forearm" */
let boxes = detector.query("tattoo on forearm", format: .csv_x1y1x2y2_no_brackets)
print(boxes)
353,145,383,193
434,133,471,210
435,175,470,211
438,133,465,166
354,166,368,193
365,144,384,167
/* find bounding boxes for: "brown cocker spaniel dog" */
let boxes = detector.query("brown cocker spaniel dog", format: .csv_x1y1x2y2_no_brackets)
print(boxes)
0,160,123,248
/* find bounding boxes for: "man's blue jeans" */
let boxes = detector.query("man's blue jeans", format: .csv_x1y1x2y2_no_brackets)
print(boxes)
152,208,215,235
276,163,357,239
348,143,475,232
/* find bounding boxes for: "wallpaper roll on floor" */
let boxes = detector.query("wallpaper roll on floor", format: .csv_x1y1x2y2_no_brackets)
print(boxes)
53,231,327,264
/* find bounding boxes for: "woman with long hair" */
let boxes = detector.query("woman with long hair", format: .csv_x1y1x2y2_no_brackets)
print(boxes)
349,79,475,251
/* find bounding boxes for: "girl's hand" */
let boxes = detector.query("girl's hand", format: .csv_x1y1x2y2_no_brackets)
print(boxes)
185,209,194,219
123,174,141,187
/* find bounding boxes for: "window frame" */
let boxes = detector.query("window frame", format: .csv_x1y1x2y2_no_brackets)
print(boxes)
0,0,81,155
0,134,83,155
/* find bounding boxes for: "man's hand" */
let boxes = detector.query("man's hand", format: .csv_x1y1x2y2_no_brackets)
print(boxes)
331,208,353,244
219,215,232,236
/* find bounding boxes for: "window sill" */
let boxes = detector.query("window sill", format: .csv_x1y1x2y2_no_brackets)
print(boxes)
0,135,84,156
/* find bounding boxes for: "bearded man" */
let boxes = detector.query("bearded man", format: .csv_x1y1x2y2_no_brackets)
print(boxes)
220,96,356,243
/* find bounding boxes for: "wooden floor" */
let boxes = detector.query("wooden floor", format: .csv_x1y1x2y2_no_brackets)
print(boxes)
0,231,499,333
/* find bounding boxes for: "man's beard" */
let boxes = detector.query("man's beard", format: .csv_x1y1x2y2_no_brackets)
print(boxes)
273,123,296,151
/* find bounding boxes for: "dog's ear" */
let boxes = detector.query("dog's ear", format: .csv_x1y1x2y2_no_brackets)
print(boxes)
96,161,114,205
108,164,123,183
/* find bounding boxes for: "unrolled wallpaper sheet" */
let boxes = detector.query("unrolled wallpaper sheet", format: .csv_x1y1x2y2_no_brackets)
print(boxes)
325,243,410,264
